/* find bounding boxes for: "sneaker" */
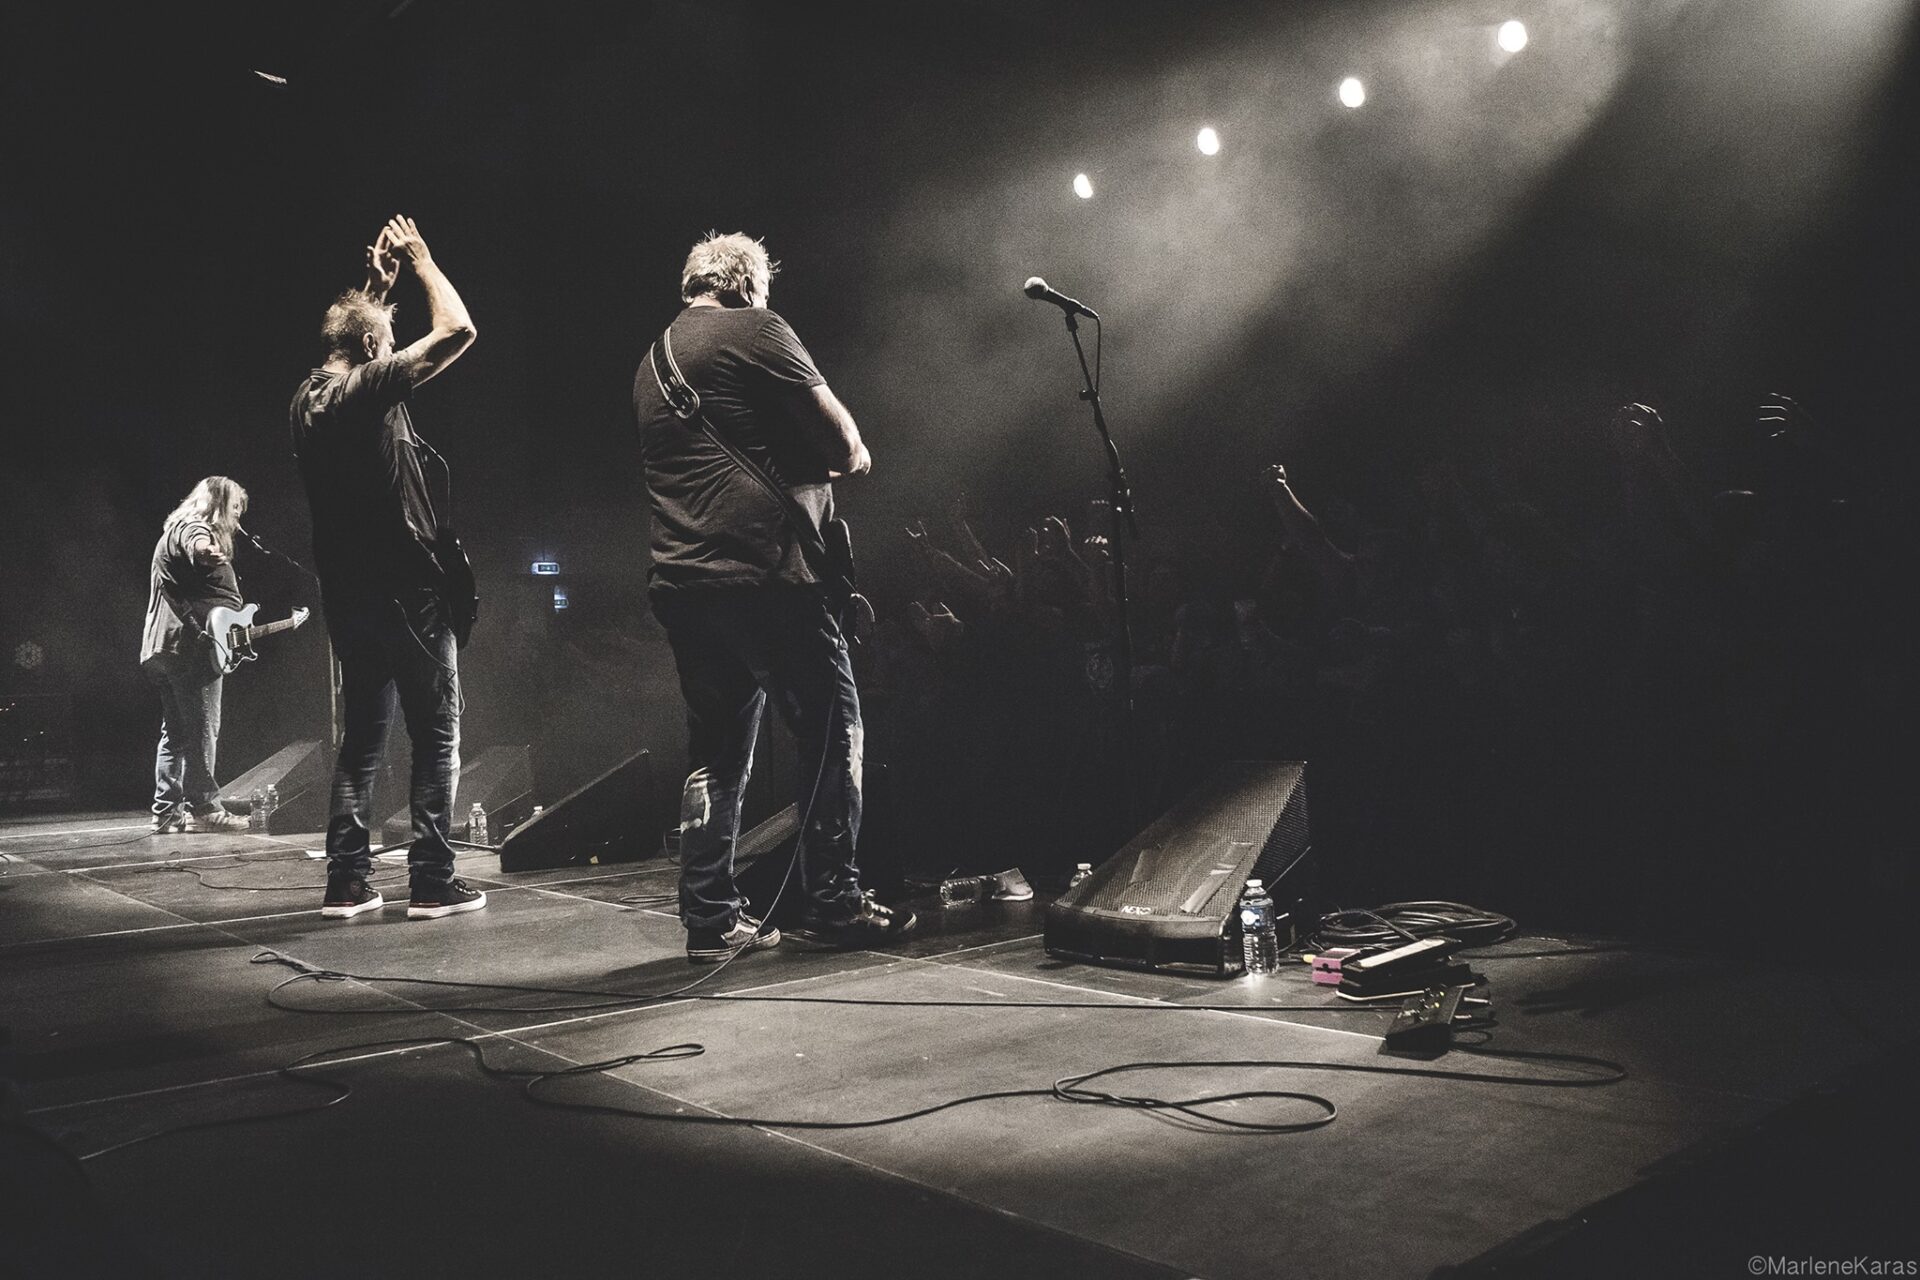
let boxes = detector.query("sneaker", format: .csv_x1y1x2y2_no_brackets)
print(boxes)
988,867,1034,901
407,878,487,920
320,877,385,919
150,810,187,835
184,808,249,833
686,913,781,965
790,892,918,949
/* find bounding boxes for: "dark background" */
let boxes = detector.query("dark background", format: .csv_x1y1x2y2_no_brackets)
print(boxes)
3,0,1914,928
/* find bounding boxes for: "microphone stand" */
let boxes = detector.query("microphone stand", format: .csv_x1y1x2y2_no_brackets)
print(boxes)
240,528,339,749
1058,311,1139,717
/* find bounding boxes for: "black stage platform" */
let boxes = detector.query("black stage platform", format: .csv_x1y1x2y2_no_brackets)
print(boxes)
3,809,1914,1279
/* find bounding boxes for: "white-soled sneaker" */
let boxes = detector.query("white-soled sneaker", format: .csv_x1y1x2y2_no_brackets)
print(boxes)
407,878,487,920
320,878,385,919
686,913,781,965
988,868,1034,901
184,808,249,834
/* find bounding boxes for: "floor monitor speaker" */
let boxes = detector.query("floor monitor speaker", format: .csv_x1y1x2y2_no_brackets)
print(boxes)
381,744,532,845
225,740,330,833
1044,760,1311,976
497,748,660,872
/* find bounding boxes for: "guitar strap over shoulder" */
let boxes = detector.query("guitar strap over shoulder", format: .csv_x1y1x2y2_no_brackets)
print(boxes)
647,324,835,576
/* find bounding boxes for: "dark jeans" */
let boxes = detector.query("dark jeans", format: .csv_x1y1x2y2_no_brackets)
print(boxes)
653,585,865,933
145,656,224,817
324,587,461,889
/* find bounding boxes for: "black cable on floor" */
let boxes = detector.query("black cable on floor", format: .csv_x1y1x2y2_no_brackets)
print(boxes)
251,950,1404,1017
1308,901,1518,951
74,1034,705,1161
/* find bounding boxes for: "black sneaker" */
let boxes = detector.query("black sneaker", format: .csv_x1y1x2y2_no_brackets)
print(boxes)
686,913,781,965
407,878,487,920
791,892,918,949
320,877,385,919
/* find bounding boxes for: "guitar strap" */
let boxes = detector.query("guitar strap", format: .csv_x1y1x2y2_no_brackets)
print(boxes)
647,324,839,584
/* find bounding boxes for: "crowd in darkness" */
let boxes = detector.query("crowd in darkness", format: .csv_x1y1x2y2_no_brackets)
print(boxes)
858,397,1913,934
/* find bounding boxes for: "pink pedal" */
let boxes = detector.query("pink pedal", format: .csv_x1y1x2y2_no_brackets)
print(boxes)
1312,947,1361,985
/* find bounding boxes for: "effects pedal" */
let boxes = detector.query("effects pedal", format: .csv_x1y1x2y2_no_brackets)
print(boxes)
1383,984,1470,1052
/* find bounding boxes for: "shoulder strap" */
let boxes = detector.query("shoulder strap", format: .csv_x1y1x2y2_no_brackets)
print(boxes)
648,325,831,569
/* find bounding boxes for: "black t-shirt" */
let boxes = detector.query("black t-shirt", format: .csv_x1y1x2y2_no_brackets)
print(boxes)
140,520,242,665
289,358,443,595
632,306,833,593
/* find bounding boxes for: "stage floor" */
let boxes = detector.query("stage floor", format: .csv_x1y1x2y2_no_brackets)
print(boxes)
3,809,1913,1279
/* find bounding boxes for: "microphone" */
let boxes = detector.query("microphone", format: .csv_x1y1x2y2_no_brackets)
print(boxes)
1023,276,1099,320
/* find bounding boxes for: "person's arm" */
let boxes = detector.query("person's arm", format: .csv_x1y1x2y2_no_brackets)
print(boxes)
788,383,871,476
380,216,476,388
1264,464,1355,595
183,525,228,568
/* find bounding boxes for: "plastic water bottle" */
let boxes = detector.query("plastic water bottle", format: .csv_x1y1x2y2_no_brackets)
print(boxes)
248,789,267,832
263,785,279,830
468,802,489,845
1069,862,1093,887
939,875,989,906
1239,878,1280,976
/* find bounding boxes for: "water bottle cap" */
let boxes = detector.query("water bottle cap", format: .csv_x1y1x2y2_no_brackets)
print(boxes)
1245,879,1264,891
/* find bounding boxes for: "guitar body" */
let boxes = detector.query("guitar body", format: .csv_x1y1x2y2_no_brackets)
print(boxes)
433,526,479,649
202,603,260,675
200,604,311,676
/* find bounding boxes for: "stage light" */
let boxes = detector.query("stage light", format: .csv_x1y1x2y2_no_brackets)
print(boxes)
531,560,560,576
1498,20,1529,53
553,587,569,611
1073,172,1094,199
1197,126,1220,155
1339,77,1366,109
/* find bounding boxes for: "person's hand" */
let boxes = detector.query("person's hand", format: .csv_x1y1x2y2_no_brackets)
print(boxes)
1265,463,1289,489
908,600,965,652
363,227,400,298
382,215,432,269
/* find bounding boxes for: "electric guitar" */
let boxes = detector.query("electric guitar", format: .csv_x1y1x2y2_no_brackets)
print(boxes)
432,526,479,650
202,604,312,676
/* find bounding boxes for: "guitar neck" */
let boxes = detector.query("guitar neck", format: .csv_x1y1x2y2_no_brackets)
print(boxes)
246,617,304,641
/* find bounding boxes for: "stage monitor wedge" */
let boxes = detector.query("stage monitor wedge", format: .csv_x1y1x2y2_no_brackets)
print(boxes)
225,740,329,833
498,748,661,872
1045,760,1311,977
381,744,532,845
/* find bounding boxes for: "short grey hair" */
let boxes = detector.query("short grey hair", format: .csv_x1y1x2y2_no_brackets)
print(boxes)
321,290,396,362
680,231,777,304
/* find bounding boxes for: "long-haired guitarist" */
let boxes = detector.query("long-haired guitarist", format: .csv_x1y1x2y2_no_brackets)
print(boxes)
632,231,913,964
139,476,252,834
290,216,484,922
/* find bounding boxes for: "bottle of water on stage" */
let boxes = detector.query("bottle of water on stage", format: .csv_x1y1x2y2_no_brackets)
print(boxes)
1069,862,1093,887
939,875,988,906
263,784,278,830
468,802,488,846
1239,878,1279,975
248,789,266,832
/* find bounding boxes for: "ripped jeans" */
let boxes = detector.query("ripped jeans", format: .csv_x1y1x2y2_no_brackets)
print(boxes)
652,585,865,933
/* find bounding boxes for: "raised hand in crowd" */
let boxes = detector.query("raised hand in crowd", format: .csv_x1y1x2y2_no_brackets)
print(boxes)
907,600,966,654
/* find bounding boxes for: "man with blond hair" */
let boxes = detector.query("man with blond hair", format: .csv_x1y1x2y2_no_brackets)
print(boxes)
291,216,483,922
633,231,914,963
